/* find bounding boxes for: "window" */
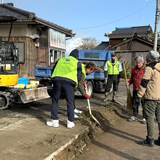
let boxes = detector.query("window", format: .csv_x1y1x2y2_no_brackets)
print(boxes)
62,52,65,57
84,52,99,59
14,42,25,63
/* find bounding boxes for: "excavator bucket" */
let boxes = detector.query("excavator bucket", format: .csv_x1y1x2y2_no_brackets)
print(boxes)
19,87,50,103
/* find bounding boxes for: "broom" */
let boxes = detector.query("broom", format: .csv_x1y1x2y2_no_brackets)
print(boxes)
123,62,133,113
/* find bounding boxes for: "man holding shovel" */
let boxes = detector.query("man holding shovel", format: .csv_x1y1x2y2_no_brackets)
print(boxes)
46,49,96,129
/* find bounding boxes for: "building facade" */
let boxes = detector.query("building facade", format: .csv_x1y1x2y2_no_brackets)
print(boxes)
95,26,159,68
0,3,75,78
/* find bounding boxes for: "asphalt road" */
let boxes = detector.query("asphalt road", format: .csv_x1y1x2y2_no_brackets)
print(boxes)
74,116,160,160
0,81,127,120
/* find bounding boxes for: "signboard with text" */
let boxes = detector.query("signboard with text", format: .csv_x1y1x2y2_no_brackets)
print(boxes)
50,29,66,49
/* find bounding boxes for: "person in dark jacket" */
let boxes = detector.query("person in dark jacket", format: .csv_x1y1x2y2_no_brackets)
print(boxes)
46,49,96,129
103,52,123,102
128,55,146,123
137,50,160,147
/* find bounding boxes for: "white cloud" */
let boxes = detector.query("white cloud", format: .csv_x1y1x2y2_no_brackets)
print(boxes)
66,38,83,56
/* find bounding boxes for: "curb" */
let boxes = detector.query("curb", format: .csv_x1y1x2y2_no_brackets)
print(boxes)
44,127,90,160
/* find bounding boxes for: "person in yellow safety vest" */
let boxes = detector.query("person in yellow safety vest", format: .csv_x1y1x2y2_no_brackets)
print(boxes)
103,52,123,102
46,49,97,129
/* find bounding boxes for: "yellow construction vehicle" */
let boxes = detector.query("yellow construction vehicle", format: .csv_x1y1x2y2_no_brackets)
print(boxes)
0,15,49,109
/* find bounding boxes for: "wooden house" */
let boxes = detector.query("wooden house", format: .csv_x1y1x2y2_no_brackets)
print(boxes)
0,3,75,78
95,26,159,68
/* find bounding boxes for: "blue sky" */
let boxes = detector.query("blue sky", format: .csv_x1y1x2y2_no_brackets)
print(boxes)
3,0,158,54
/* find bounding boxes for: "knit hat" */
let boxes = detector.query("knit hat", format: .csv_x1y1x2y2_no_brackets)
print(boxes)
69,49,79,58
146,50,159,62
111,52,116,57
135,55,144,63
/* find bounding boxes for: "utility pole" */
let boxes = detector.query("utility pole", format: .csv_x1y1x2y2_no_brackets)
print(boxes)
153,0,160,51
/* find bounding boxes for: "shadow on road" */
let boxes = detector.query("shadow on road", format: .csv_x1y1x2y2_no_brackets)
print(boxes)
91,139,140,160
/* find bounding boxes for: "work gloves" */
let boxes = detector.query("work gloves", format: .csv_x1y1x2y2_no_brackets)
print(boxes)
83,83,90,99
83,83,87,87
86,94,90,99
126,82,129,87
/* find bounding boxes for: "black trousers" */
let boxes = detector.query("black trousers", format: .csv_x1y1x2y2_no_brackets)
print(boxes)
51,82,75,122
105,75,119,92
132,90,145,118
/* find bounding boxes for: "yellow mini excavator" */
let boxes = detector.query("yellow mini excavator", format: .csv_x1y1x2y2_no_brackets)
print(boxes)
0,15,49,109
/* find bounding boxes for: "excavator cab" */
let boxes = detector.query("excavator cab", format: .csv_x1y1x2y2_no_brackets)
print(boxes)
0,15,19,86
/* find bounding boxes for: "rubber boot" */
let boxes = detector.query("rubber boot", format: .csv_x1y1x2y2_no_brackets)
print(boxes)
138,136,154,147
154,137,160,146
112,91,117,102
103,92,110,102
149,138,155,147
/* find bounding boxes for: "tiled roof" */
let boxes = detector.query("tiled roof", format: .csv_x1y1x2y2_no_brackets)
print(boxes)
94,41,109,50
105,26,153,37
0,3,74,37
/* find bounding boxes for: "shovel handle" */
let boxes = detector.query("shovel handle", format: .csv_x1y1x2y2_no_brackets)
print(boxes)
84,85,100,125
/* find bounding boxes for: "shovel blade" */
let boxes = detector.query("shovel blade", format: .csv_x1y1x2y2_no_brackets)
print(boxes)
19,87,50,103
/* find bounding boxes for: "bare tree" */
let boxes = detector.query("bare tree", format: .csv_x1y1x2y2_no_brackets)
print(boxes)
76,37,99,50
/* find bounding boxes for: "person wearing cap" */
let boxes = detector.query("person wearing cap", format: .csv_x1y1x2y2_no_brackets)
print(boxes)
127,55,146,123
103,52,123,102
137,50,160,147
46,49,96,129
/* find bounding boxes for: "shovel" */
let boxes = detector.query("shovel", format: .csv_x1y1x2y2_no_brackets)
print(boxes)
84,85,100,125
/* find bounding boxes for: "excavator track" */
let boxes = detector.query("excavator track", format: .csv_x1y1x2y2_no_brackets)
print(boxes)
0,91,14,109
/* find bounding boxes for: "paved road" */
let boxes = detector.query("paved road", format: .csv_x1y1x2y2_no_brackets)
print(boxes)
0,81,126,119
0,81,128,131
74,114,160,160
73,82,160,160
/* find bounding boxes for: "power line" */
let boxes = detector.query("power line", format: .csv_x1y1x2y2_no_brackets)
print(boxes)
127,0,149,51
73,0,155,30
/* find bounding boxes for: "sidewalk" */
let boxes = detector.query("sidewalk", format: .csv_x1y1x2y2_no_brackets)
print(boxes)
0,117,89,160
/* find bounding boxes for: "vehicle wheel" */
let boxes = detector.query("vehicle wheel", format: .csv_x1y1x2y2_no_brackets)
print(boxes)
0,91,14,110
87,81,93,97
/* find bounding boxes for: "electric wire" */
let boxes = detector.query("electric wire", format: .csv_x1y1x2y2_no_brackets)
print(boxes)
73,0,154,30
127,0,149,51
